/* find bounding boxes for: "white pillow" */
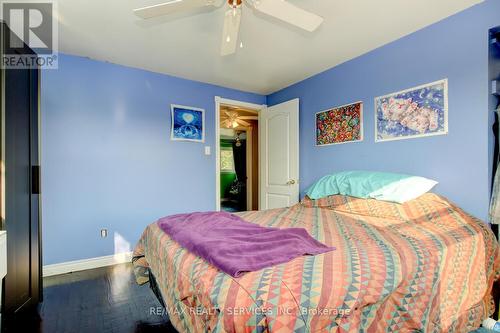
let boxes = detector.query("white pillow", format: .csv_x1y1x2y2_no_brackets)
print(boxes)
368,176,438,203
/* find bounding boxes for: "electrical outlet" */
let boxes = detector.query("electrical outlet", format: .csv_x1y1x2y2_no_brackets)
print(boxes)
100,229,108,238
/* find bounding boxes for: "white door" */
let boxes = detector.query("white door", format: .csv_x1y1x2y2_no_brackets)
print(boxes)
259,99,299,210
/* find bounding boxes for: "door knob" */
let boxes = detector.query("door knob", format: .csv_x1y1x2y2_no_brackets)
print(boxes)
286,180,296,185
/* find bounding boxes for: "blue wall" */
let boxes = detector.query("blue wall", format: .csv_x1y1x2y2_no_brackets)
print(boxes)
42,54,265,265
267,0,500,221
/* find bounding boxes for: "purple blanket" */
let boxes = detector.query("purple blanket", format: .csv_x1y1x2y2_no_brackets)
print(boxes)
157,211,335,277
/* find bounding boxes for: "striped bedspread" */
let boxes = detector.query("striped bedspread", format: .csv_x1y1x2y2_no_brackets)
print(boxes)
132,194,500,332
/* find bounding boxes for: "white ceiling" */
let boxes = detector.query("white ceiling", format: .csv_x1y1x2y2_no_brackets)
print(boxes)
56,0,482,94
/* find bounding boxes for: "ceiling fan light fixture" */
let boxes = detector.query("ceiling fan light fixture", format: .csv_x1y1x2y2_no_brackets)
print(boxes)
134,0,323,55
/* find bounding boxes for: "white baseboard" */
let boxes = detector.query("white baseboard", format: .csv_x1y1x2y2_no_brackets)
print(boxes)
43,252,133,277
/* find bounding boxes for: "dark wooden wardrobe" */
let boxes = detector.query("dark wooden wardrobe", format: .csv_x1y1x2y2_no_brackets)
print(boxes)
0,21,42,320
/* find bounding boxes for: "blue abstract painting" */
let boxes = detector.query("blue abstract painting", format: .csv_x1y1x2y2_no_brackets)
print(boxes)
170,105,205,142
375,79,448,142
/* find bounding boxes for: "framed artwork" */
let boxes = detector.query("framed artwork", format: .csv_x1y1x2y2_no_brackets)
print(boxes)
170,104,205,142
316,101,363,146
220,147,235,173
375,79,448,142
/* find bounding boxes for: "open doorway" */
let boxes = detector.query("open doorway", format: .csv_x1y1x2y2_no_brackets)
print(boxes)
215,98,263,212
219,106,258,212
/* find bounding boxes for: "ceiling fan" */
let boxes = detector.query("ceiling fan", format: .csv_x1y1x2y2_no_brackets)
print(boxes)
134,0,323,56
221,110,258,128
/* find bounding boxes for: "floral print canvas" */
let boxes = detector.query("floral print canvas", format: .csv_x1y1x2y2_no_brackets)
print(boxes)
316,102,363,146
375,79,448,142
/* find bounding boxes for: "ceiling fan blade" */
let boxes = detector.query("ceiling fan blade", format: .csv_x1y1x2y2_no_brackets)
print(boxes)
252,0,323,32
134,0,219,19
238,116,258,120
237,119,251,127
220,6,242,56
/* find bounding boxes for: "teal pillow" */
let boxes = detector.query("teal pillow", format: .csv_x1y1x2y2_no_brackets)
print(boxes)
305,171,438,203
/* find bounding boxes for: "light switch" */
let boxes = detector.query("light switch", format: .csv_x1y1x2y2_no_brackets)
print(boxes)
492,80,499,96
204,146,211,155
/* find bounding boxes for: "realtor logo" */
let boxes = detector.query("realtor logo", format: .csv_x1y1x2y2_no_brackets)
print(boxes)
1,0,58,69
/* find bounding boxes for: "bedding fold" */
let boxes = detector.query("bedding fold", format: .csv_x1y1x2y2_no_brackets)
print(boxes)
156,211,335,277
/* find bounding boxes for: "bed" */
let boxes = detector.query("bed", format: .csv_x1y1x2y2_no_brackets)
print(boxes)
133,193,500,332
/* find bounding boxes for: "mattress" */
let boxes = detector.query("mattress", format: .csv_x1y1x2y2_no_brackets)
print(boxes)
133,193,500,332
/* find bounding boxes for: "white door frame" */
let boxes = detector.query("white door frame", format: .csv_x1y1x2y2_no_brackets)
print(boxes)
214,96,266,211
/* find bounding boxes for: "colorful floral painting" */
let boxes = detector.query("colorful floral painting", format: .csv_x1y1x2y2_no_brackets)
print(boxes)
171,104,205,142
375,79,448,142
316,102,363,146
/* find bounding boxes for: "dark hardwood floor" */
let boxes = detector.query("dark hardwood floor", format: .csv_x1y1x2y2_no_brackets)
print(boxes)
2,263,178,333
